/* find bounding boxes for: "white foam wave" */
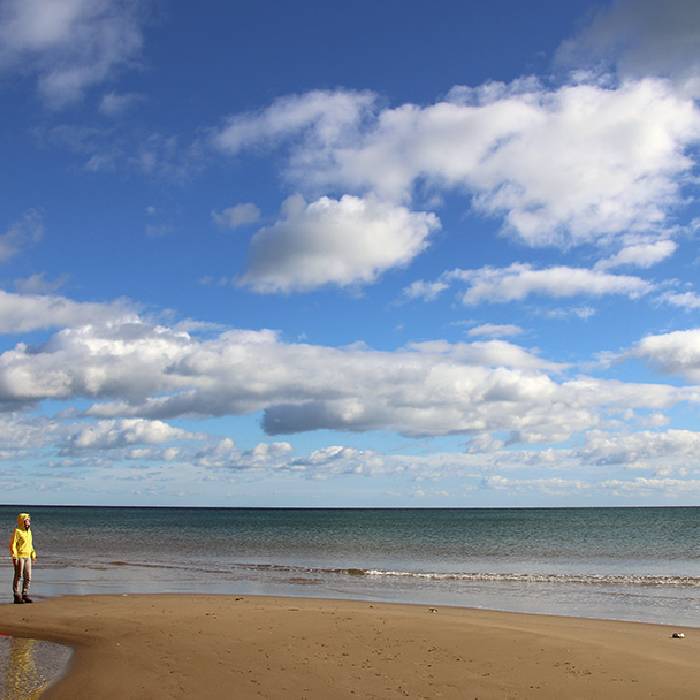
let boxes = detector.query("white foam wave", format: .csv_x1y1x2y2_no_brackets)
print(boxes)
363,570,700,586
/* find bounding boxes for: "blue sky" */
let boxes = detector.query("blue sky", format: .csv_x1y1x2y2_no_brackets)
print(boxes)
2,0,700,506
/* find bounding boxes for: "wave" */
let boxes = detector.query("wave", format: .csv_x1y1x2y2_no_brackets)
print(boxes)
39,556,700,587
362,570,700,587
231,562,700,586
142,561,700,587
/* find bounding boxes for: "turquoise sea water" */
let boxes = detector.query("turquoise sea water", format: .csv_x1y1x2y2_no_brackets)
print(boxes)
2,506,698,626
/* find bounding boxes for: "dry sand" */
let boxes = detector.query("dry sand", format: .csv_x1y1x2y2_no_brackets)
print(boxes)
0,594,697,699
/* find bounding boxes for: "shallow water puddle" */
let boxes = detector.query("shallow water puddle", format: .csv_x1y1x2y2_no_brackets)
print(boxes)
0,635,72,699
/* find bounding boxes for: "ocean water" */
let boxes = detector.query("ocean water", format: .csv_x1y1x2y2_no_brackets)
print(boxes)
2,506,698,626
0,636,72,700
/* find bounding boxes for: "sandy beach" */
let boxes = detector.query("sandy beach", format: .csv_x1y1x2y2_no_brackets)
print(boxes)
0,595,696,699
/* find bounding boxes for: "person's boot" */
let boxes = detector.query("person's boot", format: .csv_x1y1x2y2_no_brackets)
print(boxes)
13,594,23,604
22,595,33,604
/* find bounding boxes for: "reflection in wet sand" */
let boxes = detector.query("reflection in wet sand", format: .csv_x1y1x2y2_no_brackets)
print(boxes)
0,635,72,700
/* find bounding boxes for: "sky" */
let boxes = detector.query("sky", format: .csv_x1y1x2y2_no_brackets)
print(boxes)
2,0,700,506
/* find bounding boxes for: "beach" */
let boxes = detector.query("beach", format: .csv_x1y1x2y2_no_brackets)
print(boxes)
0,594,697,699
1,507,698,697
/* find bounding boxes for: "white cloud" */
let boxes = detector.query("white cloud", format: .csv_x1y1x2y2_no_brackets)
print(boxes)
601,477,700,495
579,428,700,468
658,290,700,310
0,320,192,404
211,89,376,155
0,289,135,332
2,303,698,445
630,328,700,381
405,338,563,372
415,263,652,305
483,475,589,494
0,412,57,450
0,0,146,106
460,265,652,304
8,413,700,500
0,210,43,262
290,445,389,476
465,432,505,453
402,279,449,301
65,418,198,450
211,202,261,228
557,0,700,97
62,324,694,441
467,324,524,338
194,437,293,470
595,239,677,270
638,412,670,428
214,80,700,248
239,194,439,292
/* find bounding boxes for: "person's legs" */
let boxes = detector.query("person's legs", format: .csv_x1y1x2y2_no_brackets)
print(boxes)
12,559,24,602
22,559,32,602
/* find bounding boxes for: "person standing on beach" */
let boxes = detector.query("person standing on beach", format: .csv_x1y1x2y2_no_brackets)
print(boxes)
9,512,37,604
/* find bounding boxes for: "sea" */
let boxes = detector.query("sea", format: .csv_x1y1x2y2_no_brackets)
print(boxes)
2,506,698,627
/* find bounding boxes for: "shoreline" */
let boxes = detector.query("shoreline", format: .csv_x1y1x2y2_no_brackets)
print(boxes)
31,559,700,628
0,594,698,699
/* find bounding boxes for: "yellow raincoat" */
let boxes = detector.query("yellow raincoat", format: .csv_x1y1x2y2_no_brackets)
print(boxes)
9,513,36,560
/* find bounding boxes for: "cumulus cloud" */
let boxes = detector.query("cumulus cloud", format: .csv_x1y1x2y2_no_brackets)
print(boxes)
483,475,589,494
405,338,563,372
239,194,439,292
213,80,700,249
0,412,57,451
194,437,293,469
208,437,700,492
407,263,651,306
211,202,261,229
5,318,683,442
601,477,700,495
557,0,700,96
579,428,700,468
630,328,700,381
0,320,193,406
2,293,699,446
65,418,198,450
125,446,180,462
0,210,43,262
6,400,700,499
0,0,147,106
0,289,135,332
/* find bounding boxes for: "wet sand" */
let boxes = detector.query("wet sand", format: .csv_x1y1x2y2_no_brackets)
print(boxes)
0,594,697,699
